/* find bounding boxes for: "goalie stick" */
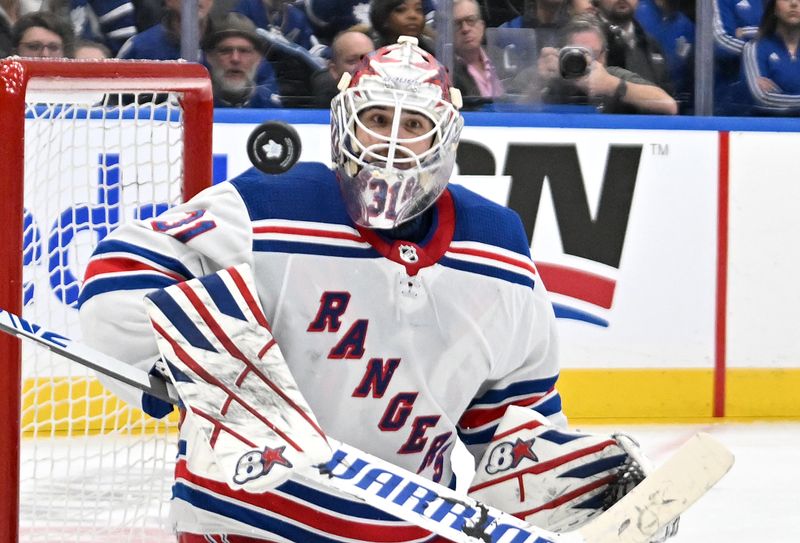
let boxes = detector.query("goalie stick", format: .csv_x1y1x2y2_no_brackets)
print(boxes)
0,303,733,543
0,308,177,405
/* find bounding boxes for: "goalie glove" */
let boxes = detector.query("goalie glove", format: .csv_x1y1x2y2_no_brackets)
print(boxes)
468,406,679,541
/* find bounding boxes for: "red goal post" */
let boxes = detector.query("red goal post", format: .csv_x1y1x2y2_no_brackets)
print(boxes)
0,58,213,543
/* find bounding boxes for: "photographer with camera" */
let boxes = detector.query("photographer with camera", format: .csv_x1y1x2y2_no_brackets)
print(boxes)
535,14,677,113
595,0,674,94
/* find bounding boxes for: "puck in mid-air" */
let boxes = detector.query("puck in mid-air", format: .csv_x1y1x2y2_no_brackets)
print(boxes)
247,121,302,174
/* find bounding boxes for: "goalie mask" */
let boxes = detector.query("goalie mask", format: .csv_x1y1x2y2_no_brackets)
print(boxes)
331,36,464,229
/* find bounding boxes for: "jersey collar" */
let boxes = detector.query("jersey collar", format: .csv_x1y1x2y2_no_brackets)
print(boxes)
356,189,456,276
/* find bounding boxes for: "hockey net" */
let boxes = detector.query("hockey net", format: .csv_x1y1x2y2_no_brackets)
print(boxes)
0,59,214,543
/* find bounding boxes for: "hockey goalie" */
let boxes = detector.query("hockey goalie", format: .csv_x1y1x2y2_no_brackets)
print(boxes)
78,36,678,542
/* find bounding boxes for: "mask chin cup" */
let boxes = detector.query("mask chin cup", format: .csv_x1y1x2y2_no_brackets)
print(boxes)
337,142,457,229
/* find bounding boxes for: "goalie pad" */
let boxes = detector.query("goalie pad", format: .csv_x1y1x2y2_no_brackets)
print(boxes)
144,264,332,493
468,406,634,533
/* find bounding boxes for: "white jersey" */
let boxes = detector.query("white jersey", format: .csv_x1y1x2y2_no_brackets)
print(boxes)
79,162,565,542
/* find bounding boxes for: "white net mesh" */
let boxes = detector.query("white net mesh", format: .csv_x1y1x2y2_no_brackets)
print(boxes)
19,90,188,542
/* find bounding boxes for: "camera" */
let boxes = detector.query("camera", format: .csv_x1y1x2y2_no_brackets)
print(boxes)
558,46,591,79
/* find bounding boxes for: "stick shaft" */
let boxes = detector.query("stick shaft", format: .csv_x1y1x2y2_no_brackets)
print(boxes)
0,308,178,405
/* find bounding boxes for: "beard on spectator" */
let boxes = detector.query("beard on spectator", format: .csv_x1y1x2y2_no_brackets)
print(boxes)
211,64,258,104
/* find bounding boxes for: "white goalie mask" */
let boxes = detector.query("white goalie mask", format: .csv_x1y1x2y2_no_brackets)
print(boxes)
331,36,464,229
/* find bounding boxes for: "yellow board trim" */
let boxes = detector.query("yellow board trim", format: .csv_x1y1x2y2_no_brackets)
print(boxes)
21,377,178,437
725,367,800,418
558,368,714,420
559,368,800,421
21,368,800,436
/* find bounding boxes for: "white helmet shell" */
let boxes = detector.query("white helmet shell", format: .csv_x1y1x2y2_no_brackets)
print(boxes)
331,36,464,229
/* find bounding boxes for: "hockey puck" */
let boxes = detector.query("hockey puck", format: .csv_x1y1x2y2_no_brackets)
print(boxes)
247,121,302,174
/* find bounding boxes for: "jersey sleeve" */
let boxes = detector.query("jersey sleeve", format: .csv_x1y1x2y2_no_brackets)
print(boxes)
78,181,254,409
456,263,566,461
713,0,760,59
115,34,136,59
741,39,800,112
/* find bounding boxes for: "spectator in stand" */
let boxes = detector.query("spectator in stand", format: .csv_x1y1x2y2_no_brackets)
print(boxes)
305,1,436,46
74,37,111,57
569,0,597,16
117,0,213,60
229,1,345,108
453,0,504,108
595,0,673,95
479,0,525,27
310,29,374,106
233,0,288,32
492,0,606,59
257,0,434,108
233,0,323,56
69,0,162,56
231,0,433,67
635,0,694,112
533,14,678,113
233,1,376,52
12,10,75,57
369,0,434,53
739,0,800,114
251,12,329,108
713,0,764,114
203,12,281,107
1,0,19,57
489,0,571,90
305,0,372,37
501,0,571,49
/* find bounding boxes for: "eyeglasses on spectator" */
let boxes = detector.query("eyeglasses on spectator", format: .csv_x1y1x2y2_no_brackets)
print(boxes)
214,45,258,57
19,41,63,54
454,15,481,29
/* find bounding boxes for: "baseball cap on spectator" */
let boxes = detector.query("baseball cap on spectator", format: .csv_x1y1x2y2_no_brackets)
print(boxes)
202,13,267,54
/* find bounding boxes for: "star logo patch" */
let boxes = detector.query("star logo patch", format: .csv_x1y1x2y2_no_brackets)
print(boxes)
484,437,540,475
510,437,538,467
261,445,293,473
233,445,294,485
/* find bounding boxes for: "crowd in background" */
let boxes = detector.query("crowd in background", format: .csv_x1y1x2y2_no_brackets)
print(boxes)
0,0,798,116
